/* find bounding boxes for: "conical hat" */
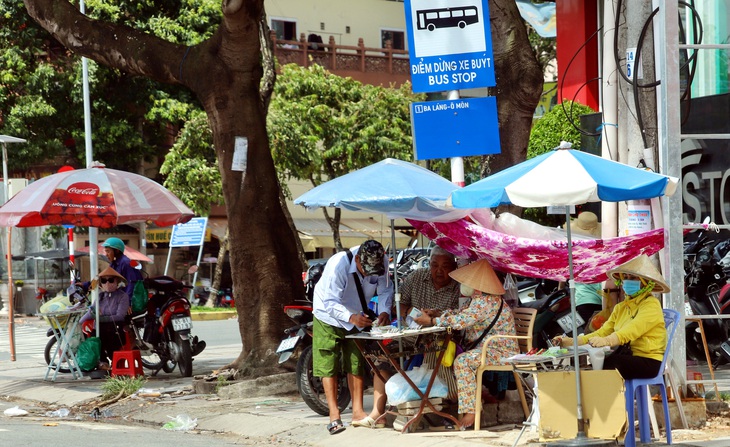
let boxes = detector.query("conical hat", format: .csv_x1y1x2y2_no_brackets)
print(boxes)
98,266,125,282
448,259,505,295
606,254,670,293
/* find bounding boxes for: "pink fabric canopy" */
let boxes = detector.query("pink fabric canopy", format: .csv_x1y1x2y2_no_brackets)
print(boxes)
409,218,665,283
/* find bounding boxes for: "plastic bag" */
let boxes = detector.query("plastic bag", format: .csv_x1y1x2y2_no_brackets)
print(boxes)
3,406,28,417
162,414,198,431
385,366,448,406
502,273,519,308
585,307,612,334
131,280,148,314
39,295,73,328
76,336,101,371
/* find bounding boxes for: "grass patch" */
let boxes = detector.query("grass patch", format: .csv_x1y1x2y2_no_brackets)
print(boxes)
100,376,146,400
191,306,236,312
705,391,730,401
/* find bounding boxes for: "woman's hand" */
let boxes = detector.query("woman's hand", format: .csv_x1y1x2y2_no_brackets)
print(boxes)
552,336,574,347
413,313,433,327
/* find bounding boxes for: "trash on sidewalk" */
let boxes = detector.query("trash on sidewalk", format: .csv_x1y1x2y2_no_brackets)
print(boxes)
162,414,198,431
45,408,70,418
4,406,29,417
135,388,162,398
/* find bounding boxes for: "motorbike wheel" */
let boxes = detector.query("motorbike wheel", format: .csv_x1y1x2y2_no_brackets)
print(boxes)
296,345,350,416
686,326,708,361
174,332,194,377
44,337,72,374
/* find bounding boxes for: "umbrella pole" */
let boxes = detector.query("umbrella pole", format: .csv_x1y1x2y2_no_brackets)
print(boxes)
552,211,613,447
391,219,404,368
90,228,100,339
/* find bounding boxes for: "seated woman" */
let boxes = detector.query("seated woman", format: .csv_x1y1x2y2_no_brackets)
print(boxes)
414,259,518,429
79,267,130,370
555,254,668,380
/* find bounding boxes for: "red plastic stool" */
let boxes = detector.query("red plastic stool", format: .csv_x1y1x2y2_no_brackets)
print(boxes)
112,350,144,378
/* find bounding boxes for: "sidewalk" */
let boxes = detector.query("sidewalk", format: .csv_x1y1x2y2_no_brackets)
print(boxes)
1,315,730,446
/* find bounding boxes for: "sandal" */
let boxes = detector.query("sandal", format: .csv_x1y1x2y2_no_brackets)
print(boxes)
327,419,346,435
352,415,385,429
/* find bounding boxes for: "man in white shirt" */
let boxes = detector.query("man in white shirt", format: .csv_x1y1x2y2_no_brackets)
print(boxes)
312,240,393,435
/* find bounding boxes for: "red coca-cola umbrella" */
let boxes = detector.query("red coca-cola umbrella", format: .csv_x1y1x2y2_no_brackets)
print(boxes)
0,164,194,228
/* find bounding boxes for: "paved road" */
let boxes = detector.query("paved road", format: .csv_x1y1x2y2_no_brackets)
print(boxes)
0,320,48,363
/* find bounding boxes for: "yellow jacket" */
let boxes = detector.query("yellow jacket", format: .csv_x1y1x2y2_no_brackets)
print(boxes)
580,293,666,362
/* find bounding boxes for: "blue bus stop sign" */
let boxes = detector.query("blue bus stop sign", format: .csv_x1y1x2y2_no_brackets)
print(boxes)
404,0,495,93
411,96,501,160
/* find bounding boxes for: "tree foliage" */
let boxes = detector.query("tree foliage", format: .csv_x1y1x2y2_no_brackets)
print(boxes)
0,0,218,172
159,109,222,216
269,64,423,185
527,100,597,159
268,64,424,248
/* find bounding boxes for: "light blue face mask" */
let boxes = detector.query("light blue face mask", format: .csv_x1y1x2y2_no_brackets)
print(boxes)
367,275,379,285
622,279,643,296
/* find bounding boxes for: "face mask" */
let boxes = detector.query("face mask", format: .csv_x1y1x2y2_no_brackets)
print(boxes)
460,284,474,297
367,275,379,285
622,279,643,296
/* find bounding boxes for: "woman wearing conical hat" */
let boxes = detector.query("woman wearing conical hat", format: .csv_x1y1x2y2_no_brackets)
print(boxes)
414,259,518,429
79,267,130,370
555,254,668,379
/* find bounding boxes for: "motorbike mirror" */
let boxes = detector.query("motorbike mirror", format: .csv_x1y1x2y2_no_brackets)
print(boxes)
188,265,199,275
396,251,404,264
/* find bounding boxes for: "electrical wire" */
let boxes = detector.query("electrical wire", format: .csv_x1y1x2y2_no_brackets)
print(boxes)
558,25,603,137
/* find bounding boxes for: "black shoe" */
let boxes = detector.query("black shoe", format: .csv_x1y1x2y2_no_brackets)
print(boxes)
191,339,206,357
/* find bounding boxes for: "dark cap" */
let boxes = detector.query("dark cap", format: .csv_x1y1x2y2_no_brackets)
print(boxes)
358,240,385,276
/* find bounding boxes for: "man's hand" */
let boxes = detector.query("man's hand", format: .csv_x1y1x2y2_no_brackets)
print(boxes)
350,313,372,328
377,312,390,327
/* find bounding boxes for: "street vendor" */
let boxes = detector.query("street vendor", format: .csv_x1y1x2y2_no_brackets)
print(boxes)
354,246,461,429
79,267,130,370
414,259,518,430
553,254,668,379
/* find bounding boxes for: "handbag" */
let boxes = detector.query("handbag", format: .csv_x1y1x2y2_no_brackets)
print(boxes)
441,298,504,366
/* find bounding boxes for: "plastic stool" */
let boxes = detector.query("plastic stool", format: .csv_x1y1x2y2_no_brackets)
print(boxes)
112,350,144,378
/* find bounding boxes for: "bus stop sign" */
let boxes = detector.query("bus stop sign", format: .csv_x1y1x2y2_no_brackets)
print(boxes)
404,0,495,93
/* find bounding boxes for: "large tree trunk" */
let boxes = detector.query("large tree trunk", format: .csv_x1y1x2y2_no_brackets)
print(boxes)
486,0,544,215
24,0,302,375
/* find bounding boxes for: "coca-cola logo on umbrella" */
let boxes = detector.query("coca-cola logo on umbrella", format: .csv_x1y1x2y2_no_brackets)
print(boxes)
66,182,100,197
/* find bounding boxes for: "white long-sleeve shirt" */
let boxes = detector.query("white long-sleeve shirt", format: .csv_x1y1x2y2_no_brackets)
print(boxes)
312,246,393,330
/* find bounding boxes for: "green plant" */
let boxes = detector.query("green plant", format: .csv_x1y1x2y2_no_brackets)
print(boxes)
14,280,24,287
214,375,228,393
100,376,146,400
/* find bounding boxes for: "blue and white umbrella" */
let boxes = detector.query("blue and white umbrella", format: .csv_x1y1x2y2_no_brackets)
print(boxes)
450,147,678,209
296,158,470,222
449,144,678,441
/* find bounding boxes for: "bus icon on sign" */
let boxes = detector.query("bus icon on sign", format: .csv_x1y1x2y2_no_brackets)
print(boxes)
416,6,479,31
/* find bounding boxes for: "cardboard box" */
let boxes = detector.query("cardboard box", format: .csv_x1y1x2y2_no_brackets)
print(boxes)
537,370,626,441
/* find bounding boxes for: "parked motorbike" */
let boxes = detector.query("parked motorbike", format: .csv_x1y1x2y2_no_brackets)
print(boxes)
684,232,730,366
521,287,572,348
277,261,351,416
129,274,206,377
215,287,235,307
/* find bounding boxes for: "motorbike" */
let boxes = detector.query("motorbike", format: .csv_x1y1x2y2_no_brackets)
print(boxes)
521,287,573,349
129,274,207,377
215,287,235,307
684,232,730,367
277,261,351,416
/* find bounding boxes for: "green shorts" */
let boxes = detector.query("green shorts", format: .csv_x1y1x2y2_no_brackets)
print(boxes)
312,317,364,378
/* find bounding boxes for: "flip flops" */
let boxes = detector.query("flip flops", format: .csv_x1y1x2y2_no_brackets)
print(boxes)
327,419,346,435
351,415,385,429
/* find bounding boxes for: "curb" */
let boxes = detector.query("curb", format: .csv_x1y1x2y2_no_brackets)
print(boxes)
191,311,237,321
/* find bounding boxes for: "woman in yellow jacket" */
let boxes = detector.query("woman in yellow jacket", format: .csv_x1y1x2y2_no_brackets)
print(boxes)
555,254,668,380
